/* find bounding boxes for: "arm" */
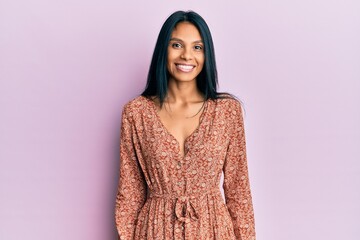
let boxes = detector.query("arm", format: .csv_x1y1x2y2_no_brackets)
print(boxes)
223,100,256,240
115,104,147,240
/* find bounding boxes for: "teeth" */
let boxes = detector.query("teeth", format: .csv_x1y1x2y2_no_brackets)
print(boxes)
177,64,194,70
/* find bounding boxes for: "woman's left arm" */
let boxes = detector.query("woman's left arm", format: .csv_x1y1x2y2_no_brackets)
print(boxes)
223,99,256,240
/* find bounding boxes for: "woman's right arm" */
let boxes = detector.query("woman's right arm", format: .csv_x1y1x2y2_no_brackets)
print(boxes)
115,104,147,240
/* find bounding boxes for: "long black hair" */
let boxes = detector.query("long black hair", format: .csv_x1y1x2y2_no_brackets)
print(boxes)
141,10,243,110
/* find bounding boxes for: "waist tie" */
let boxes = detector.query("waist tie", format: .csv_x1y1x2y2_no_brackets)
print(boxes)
148,187,220,223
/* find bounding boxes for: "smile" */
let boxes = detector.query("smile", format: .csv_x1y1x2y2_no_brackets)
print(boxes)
175,64,195,73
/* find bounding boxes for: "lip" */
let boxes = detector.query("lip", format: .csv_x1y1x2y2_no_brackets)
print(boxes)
175,63,195,73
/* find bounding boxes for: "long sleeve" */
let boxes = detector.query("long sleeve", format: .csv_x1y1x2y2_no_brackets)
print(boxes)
223,100,256,240
115,104,147,240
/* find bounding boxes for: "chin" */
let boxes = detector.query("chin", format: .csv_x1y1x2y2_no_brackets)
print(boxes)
172,75,199,82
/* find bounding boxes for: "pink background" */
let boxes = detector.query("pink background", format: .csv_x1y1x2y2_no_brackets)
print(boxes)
1,1,359,239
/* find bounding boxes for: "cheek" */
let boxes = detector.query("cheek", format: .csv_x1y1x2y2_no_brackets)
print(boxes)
198,55,205,69
167,50,175,71
166,61,173,74
167,48,177,61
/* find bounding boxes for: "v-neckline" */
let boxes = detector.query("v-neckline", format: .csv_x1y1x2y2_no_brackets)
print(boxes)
143,95,209,159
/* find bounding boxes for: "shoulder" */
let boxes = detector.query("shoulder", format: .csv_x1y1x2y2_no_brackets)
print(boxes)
123,95,146,109
121,95,148,119
214,93,244,115
213,94,245,130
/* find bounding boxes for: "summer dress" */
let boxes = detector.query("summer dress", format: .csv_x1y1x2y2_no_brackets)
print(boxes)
115,95,256,240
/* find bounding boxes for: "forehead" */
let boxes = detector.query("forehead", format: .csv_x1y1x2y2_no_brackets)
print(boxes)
171,22,202,41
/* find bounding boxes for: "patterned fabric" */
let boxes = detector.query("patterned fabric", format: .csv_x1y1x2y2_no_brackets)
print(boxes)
115,95,256,240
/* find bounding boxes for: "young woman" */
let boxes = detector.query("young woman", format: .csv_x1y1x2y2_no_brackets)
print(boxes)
115,10,256,240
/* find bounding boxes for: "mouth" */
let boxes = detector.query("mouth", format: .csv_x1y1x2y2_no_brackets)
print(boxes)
175,63,195,73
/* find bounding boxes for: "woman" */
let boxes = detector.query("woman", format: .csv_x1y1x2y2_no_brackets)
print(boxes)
115,10,256,240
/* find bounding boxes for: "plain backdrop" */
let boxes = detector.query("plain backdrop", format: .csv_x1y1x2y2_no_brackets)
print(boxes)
1,0,359,239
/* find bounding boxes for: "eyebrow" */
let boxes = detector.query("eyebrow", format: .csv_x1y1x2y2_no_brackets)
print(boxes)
169,38,203,43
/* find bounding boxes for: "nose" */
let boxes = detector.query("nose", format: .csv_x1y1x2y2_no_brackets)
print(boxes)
180,47,193,60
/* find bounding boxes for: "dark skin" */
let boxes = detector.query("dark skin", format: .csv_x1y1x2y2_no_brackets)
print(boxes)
151,22,206,158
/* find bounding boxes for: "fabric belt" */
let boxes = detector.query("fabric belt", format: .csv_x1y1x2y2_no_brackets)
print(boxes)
148,187,220,223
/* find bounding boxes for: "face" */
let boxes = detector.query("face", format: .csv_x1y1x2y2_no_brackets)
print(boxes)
167,22,205,83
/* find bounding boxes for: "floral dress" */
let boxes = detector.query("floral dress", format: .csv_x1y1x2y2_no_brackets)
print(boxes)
115,95,256,240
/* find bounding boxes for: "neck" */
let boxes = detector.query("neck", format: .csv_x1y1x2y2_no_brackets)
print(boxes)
166,78,204,103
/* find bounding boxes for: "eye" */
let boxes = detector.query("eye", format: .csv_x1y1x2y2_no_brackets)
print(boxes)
171,43,182,49
194,45,203,51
